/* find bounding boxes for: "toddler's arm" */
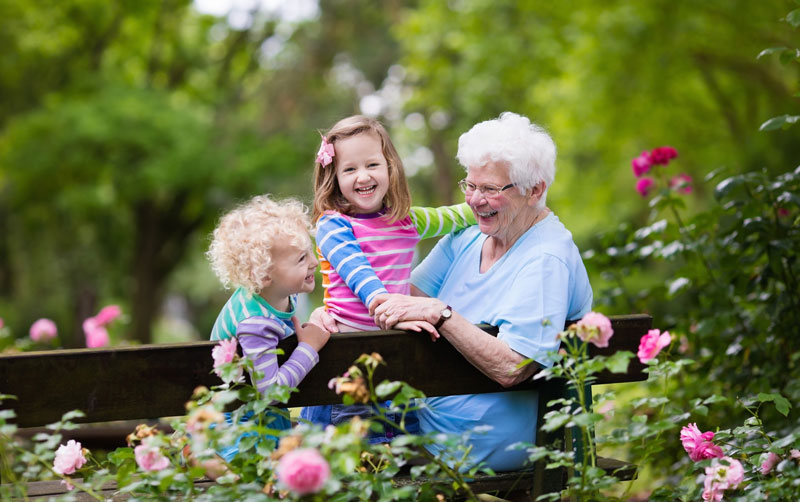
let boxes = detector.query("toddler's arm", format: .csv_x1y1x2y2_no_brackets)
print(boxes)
409,202,476,239
236,317,320,400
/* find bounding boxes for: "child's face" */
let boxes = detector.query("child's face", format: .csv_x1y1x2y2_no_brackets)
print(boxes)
266,237,318,296
334,132,390,214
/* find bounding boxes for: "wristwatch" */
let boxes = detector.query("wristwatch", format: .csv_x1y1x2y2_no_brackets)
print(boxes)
434,305,453,330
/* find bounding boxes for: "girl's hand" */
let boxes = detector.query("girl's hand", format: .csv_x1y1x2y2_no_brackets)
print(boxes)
308,307,338,333
394,320,440,342
293,316,330,352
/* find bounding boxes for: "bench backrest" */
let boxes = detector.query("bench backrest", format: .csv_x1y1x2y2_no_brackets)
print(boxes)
0,314,651,429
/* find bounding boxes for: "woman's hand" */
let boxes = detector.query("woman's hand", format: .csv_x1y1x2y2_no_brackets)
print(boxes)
308,306,339,333
372,294,445,330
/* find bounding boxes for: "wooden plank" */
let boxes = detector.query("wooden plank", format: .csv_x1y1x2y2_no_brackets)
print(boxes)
0,315,650,428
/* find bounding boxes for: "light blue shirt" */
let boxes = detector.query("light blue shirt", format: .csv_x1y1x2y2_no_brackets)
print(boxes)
411,213,592,471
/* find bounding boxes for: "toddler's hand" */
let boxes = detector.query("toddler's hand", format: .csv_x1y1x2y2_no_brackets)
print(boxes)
394,320,440,342
293,315,330,353
308,307,338,333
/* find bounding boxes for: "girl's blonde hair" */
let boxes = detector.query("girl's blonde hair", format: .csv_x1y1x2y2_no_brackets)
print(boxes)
312,115,411,223
207,195,311,295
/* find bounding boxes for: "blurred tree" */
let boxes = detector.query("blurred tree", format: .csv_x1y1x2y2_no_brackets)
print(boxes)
394,0,799,238
0,0,409,344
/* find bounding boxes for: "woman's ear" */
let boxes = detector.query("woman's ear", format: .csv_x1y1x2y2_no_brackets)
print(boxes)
527,181,546,206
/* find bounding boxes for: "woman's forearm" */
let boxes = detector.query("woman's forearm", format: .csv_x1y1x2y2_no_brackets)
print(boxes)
438,311,539,387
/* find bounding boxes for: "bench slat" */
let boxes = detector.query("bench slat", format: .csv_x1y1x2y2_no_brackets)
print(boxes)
0,315,650,428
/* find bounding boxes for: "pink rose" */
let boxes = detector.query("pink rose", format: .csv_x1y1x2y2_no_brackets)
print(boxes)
650,146,678,165
702,456,744,501
135,440,170,472
635,177,655,197
83,317,110,348
53,440,87,475
94,305,122,325
681,423,724,462
669,173,693,194
30,318,57,342
631,151,653,177
761,452,780,475
574,312,614,348
212,338,240,379
277,448,331,495
637,329,671,363
0,317,4,329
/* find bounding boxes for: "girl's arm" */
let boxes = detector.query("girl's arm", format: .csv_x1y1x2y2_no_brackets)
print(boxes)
316,213,388,309
236,317,319,400
409,202,476,239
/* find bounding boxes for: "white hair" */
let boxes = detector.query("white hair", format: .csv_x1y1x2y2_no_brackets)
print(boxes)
456,112,556,207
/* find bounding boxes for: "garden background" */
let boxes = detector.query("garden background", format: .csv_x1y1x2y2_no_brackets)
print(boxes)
1,0,798,498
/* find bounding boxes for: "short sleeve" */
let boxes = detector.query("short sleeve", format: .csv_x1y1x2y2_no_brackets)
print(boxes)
410,232,456,298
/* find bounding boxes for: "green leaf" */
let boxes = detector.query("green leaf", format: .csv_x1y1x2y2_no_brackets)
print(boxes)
759,114,800,131
605,351,633,373
375,380,402,398
785,8,800,27
757,46,789,59
757,392,792,416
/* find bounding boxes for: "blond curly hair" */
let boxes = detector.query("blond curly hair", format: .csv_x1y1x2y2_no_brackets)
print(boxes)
207,195,312,295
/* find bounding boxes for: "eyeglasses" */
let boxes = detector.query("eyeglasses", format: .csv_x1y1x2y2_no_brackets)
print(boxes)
457,179,517,197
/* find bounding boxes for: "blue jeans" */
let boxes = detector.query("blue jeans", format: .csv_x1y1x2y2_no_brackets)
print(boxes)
300,403,418,443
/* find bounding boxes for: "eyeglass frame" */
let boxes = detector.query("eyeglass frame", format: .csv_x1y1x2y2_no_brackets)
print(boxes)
457,179,517,197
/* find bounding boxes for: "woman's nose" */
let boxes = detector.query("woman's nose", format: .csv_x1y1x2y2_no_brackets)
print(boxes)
466,189,486,206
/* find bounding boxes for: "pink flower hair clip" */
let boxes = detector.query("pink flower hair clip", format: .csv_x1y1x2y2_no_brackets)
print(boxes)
316,135,335,167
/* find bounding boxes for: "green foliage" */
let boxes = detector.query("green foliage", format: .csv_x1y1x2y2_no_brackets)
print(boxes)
0,353,484,501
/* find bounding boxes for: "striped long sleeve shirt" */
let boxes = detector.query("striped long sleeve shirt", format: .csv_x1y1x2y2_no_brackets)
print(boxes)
317,203,476,331
210,288,319,400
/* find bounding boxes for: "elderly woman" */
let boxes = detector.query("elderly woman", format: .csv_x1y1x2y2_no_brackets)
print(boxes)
371,112,593,471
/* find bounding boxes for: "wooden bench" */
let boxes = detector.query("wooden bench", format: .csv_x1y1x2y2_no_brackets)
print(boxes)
0,314,651,500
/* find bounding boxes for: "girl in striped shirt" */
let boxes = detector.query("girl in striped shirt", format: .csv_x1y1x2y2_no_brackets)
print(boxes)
300,115,475,439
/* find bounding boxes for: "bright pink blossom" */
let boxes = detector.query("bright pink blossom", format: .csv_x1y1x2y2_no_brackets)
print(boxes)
134,441,170,472
637,329,671,363
277,448,331,495
761,452,780,475
30,318,57,342
574,312,614,348
83,317,110,348
53,440,87,476
635,177,655,197
681,423,724,462
94,305,122,325
0,317,4,329
316,136,335,167
631,151,653,177
650,146,678,165
212,338,240,379
702,456,744,501
669,173,693,194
